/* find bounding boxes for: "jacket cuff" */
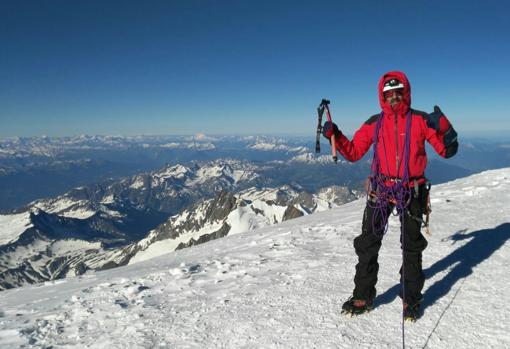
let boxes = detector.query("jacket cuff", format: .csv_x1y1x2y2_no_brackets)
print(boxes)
443,126,458,146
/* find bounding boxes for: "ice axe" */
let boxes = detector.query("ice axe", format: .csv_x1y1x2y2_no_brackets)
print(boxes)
315,99,338,163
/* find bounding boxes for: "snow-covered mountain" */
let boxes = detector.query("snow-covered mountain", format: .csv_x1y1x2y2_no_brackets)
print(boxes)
0,134,309,159
0,168,508,348
0,184,357,290
0,159,263,290
0,134,376,212
29,159,263,218
247,141,308,153
0,159,359,290
0,208,137,290
124,185,357,265
0,135,220,158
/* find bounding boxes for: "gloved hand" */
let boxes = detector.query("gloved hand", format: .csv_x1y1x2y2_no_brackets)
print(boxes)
428,105,458,148
322,121,342,139
426,105,450,133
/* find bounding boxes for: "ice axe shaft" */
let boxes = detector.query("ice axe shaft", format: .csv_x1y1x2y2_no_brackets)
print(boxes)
316,99,338,163
323,103,338,163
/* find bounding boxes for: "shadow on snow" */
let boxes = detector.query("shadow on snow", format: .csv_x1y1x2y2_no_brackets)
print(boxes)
375,223,510,312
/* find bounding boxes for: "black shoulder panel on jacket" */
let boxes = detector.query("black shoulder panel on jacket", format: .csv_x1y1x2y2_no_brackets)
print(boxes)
411,109,429,120
364,114,381,125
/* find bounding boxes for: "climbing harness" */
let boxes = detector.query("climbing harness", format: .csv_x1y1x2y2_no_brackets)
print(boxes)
368,178,433,236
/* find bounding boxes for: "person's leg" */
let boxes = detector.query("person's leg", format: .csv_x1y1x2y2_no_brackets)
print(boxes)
400,186,429,306
352,203,391,302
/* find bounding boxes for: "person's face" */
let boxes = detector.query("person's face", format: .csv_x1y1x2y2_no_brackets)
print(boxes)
384,88,404,107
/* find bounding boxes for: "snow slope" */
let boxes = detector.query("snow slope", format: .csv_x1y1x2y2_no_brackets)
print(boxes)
0,212,32,245
1,169,509,348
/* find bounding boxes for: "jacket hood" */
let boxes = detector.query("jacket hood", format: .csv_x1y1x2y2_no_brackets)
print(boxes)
378,71,411,116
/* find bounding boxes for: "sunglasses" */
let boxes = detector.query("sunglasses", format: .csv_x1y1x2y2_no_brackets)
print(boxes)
383,88,404,99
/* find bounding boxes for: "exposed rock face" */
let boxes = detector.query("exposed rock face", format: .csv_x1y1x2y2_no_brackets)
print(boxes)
282,206,304,221
176,223,231,250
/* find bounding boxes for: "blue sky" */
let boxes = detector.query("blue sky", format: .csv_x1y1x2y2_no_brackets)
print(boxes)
1,0,509,137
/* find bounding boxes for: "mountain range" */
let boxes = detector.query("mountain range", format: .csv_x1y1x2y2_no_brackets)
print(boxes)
0,159,358,290
2,134,507,212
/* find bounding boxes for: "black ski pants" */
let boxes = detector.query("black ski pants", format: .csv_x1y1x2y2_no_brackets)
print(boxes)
352,185,429,306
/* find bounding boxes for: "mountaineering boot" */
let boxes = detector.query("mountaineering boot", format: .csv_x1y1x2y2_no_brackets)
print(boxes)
341,297,373,316
403,302,421,322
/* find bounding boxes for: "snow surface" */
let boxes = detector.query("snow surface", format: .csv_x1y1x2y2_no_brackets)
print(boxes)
237,186,297,202
129,177,145,189
50,239,102,255
0,212,32,245
159,142,216,150
33,198,96,219
1,169,510,348
100,194,115,205
248,142,307,153
60,207,97,219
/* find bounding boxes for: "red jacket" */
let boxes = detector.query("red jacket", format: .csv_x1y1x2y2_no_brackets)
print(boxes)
333,71,458,183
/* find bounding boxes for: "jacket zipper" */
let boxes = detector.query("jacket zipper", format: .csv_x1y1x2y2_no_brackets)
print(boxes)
394,111,400,176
